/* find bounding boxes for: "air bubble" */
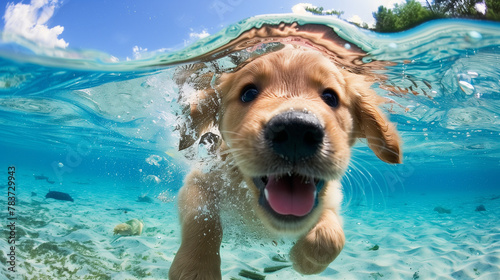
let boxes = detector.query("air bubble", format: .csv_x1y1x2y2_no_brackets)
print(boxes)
226,25,241,36
388,43,398,49
467,71,479,78
146,154,163,166
459,80,475,95
457,73,475,95
465,31,482,43
143,175,161,184
344,43,351,50
457,73,471,83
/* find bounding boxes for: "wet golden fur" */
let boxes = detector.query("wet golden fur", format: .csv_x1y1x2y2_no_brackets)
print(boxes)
169,48,401,279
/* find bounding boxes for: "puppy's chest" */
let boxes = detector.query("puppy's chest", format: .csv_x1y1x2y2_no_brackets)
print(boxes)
218,194,295,252
218,184,273,238
219,203,277,241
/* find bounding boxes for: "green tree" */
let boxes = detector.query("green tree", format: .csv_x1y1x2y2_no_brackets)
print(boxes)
305,6,324,15
305,6,344,18
304,5,365,27
434,0,484,18
486,0,500,20
373,0,434,32
351,21,370,29
373,6,397,32
394,0,433,30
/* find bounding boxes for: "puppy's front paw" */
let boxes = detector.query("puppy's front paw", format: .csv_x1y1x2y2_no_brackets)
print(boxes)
290,217,345,275
169,247,221,280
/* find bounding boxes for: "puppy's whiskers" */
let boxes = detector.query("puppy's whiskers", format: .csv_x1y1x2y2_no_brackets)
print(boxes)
347,152,388,209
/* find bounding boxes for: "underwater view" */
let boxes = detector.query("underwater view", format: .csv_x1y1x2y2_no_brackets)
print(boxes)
1,1,499,280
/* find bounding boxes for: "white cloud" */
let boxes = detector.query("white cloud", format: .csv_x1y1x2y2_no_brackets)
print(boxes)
183,29,210,47
128,46,174,61
132,45,148,59
3,0,68,49
476,3,486,14
291,3,315,15
109,56,119,63
189,29,210,40
348,15,363,25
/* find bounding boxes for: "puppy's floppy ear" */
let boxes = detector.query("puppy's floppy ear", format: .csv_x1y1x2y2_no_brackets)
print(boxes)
351,83,402,164
178,87,220,150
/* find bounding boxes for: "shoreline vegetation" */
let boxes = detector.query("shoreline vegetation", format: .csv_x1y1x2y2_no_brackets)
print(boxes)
305,0,500,33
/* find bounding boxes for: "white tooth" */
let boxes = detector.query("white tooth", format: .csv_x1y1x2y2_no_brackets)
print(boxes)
264,188,269,201
314,190,317,198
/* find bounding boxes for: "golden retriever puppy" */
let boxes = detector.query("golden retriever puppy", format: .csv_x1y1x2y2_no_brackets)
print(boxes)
169,47,401,280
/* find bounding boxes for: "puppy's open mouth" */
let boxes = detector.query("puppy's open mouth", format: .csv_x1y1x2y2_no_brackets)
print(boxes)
253,174,325,219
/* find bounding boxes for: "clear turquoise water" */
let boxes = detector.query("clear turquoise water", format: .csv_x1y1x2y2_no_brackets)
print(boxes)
0,15,499,279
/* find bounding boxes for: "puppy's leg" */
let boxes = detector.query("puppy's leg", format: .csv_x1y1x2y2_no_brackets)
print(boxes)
290,207,345,275
169,170,223,280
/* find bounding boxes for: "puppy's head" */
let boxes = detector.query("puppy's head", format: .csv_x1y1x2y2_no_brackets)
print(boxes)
180,48,401,234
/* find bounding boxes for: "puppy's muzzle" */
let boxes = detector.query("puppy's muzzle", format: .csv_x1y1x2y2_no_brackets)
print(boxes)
264,111,324,162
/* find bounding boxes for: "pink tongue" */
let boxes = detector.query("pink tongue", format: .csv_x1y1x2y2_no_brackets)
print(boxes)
265,175,316,216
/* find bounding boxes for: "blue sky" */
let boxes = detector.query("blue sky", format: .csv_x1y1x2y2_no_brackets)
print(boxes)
0,0,406,60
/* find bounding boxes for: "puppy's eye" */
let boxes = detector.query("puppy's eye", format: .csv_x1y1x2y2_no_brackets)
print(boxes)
321,89,339,108
240,84,259,103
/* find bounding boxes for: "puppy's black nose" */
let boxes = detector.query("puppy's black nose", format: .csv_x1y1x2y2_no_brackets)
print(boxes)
264,111,324,162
